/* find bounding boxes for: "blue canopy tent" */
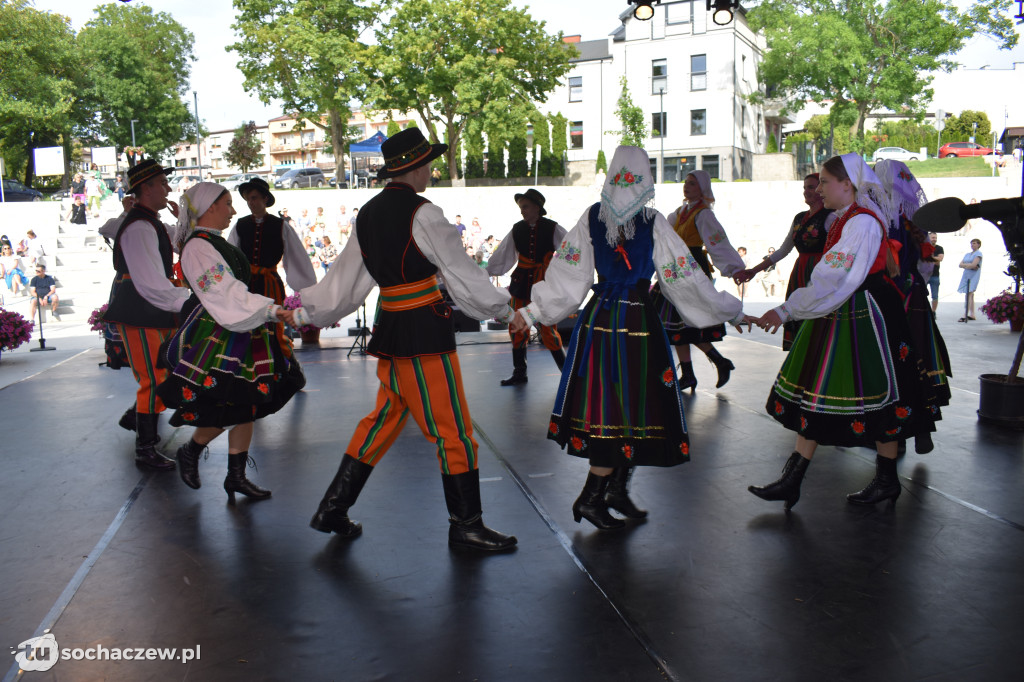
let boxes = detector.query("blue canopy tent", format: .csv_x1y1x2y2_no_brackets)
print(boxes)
348,131,386,186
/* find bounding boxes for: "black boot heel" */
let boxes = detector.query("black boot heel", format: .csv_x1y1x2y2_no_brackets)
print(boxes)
572,473,625,530
223,452,271,502
176,438,208,489
748,452,810,510
847,455,901,506
310,455,374,536
605,467,648,519
677,361,697,394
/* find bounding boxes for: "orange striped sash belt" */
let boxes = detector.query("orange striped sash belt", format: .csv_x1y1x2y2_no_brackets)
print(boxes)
251,265,278,276
517,256,541,270
379,276,443,311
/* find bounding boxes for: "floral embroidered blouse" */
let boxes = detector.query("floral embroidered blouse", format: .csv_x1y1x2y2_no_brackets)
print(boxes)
775,203,884,323
180,228,279,332
521,203,743,329
666,202,746,277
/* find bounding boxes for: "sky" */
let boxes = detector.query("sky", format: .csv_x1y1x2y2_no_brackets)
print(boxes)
31,0,1024,133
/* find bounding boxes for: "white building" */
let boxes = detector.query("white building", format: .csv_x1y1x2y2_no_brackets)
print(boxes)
538,0,771,182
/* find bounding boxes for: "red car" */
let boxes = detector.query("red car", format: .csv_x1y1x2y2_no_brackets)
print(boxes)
939,142,993,158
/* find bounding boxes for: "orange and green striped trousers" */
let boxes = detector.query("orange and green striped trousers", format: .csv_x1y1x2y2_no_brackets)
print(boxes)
116,324,172,414
346,353,478,474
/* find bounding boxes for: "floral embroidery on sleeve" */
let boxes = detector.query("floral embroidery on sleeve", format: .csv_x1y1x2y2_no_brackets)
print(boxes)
658,254,701,283
824,251,856,272
195,263,228,292
706,230,725,247
556,240,582,266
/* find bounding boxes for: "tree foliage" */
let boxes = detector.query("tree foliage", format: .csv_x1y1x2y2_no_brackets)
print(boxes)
230,0,383,182
224,121,264,173
943,110,992,142
76,2,197,159
366,0,574,180
749,0,1018,139
0,1,82,184
596,149,607,173
613,76,647,147
386,119,402,137
548,113,568,177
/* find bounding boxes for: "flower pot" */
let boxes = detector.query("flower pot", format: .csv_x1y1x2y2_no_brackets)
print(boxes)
1011,318,1024,333
300,329,321,345
978,373,1024,430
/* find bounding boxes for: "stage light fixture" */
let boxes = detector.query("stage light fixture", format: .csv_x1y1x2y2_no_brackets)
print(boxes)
707,0,739,25
629,0,661,21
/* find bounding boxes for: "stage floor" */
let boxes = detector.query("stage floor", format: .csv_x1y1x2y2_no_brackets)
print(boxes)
2,319,1023,681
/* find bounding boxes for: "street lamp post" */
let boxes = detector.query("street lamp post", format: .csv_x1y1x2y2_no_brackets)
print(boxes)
130,119,138,146
658,87,665,183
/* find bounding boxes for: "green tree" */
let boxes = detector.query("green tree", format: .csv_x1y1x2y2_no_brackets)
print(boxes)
508,130,529,177
528,110,551,176
224,121,264,173
767,134,778,153
485,132,506,180
230,0,383,183
749,0,1017,140
463,118,485,179
0,1,83,185
386,119,402,137
366,0,574,180
76,2,197,160
547,112,568,176
944,110,991,142
613,76,647,147
595,149,607,173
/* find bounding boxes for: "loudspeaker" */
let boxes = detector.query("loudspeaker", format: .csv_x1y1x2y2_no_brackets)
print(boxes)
451,307,481,332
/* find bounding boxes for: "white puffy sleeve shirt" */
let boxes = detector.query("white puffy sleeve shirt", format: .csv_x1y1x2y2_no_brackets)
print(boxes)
522,209,743,329
180,231,279,333
775,209,882,323
486,222,568,276
118,218,191,313
295,202,513,329
666,205,745,277
226,219,317,292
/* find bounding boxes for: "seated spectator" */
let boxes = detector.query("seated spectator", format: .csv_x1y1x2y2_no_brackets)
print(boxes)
319,235,338,273
24,230,45,268
1,244,29,297
66,197,89,225
29,263,60,321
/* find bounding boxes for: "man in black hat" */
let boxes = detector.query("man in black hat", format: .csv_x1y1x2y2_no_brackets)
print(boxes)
102,159,191,470
285,127,518,552
228,177,316,356
486,188,567,385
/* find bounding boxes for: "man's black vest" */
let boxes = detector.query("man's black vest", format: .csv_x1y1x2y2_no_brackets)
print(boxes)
508,217,559,300
233,215,285,269
104,206,179,329
356,183,454,358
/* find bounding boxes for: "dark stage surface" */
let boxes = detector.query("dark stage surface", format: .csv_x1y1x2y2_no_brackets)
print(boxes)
2,320,1023,681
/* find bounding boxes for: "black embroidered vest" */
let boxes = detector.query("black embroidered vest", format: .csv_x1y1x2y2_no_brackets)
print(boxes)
104,206,179,329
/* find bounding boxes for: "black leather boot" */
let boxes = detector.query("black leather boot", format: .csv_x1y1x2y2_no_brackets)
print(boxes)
134,413,175,471
550,347,566,372
572,472,625,530
915,431,934,454
847,455,901,505
442,469,517,551
501,347,528,385
176,438,208,490
310,455,374,537
677,361,697,393
118,405,137,432
604,467,648,519
223,452,271,502
704,346,735,388
748,452,810,510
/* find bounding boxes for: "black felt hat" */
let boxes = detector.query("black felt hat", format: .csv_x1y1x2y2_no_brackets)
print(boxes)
238,177,275,208
126,159,173,194
514,188,547,216
377,128,448,180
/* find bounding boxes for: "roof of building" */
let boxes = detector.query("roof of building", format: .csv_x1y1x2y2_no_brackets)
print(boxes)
570,39,612,62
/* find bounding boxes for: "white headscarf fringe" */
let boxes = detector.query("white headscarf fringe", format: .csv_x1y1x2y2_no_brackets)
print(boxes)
598,145,656,247
175,182,227,249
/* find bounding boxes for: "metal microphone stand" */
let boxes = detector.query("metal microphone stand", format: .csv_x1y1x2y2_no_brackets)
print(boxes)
348,302,370,357
30,295,56,352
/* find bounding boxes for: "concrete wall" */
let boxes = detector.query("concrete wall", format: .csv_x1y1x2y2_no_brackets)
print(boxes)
751,153,797,181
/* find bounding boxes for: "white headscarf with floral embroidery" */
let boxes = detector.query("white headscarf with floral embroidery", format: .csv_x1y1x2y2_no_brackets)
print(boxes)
839,152,887,224
687,170,716,205
176,182,228,248
598,145,657,247
873,159,928,230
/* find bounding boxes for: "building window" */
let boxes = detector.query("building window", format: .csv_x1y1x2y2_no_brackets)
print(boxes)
569,76,582,102
570,121,583,149
666,1,693,24
652,59,667,94
691,109,706,136
691,54,707,91
701,155,719,179
652,112,667,138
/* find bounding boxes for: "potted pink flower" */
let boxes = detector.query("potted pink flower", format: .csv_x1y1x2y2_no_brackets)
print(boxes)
0,308,35,360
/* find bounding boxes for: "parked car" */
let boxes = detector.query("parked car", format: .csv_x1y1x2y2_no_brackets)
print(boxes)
327,171,352,187
274,167,327,189
220,173,264,191
939,142,993,158
1,178,43,202
872,146,921,163
168,175,201,190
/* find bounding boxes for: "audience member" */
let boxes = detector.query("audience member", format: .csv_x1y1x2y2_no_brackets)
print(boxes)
1,244,29,297
29,263,60,321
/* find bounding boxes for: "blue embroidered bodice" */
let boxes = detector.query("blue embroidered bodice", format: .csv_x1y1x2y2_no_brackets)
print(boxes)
587,203,655,291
